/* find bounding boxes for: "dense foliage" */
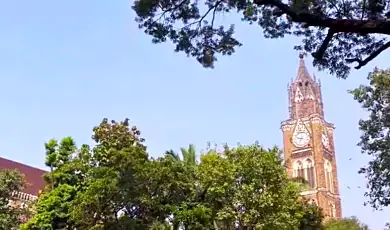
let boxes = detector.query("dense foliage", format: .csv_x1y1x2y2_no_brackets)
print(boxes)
20,118,325,229
132,0,390,78
350,68,390,210
0,169,28,230
324,217,369,230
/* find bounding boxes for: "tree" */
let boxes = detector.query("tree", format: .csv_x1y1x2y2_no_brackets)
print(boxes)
21,137,80,230
349,68,390,209
22,118,148,230
69,118,149,229
324,216,369,230
0,169,28,230
24,118,323,229
188,144,323,229
133,0,390,78
165,143,197,165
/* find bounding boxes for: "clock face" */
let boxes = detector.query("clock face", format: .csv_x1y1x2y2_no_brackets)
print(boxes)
322,133,330,148
292,131,310,147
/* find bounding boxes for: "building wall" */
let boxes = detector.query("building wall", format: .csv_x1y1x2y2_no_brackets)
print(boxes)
282,116,342,220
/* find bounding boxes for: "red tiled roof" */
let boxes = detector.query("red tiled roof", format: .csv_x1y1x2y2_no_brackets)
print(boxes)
0,157,47,196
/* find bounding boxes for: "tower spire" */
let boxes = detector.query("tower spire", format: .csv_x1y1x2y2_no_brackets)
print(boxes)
288,55,324,119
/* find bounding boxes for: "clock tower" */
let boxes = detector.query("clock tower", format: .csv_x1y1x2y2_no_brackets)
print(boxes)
281,54,342,219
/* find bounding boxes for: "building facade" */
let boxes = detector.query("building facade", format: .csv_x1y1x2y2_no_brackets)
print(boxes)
281,55,342,219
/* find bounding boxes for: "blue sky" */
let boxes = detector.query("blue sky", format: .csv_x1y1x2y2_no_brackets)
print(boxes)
0,0,389,229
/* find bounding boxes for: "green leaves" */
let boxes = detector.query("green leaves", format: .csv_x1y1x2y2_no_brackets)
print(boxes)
24,118,150,230
165,143,198,165
195,144,323,229
21,184,78,230
349,68,390,210
23,137,80,230
324,217,369,230
133,0,242,69
0,170,27,230
25,118,323,229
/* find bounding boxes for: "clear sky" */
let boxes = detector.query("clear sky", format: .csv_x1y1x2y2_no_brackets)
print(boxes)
0,1,389,229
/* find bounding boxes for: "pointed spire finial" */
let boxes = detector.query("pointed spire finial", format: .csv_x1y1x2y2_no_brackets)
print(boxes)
295,52,312,81
298,52,306,69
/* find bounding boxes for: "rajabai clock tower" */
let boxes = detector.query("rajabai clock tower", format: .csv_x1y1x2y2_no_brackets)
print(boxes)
281,54,342,220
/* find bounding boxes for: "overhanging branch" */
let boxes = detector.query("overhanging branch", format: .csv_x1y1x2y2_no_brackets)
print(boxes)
312,29,335,60
346,41,390,69
181,0,223,29
253,0,390,68
253,0,390,35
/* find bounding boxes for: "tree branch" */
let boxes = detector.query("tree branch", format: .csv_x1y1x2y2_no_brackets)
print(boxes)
327,0,345,19
361,0,367,20
182,0,223,29
155,0,189,22
254,0,390,68
311,29,335,60
346,41,390,69
253,0,390,35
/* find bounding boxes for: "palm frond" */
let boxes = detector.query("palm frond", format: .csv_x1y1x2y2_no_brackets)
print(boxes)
164,150,180,161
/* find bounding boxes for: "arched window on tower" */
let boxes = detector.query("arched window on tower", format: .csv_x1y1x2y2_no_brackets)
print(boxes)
306,159,316,188
293,160,305,179
325,161,334,193
293,159,316,189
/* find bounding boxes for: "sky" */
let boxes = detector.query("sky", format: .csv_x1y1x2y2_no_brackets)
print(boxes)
0,0,389,229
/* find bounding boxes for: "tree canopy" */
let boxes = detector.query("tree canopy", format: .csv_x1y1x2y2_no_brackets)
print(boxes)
350,68,390,210
22,118,325,229
165,143,197,164
324,216,369,230
132,0,390,78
